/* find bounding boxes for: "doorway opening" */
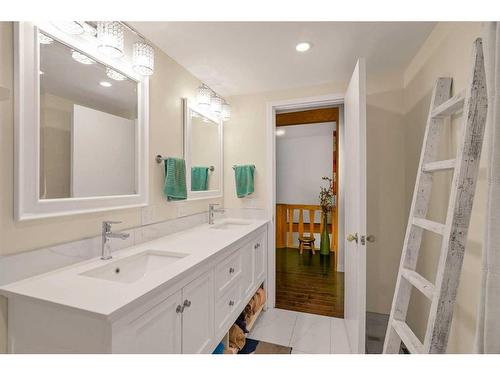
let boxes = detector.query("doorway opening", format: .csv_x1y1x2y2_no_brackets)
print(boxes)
274,105,344,318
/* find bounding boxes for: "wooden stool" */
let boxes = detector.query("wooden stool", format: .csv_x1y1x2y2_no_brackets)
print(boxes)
298,236,316,255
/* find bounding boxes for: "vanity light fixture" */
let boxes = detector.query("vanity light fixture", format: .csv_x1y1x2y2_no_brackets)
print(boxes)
51,21,85,35
295,42,312,52
97,21,124,58
71,50,96,65
99,81,112,87
106,68,127,81
38,32,54,45
197,84,212,109
221,101,231,121
132,41,155,76
210,94,223,116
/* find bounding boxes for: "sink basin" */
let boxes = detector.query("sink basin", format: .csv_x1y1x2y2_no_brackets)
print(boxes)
80,250,187,284
211,219,251,230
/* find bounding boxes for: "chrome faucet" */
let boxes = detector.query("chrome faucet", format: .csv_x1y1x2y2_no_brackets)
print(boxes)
101,221,130,260
208,203,225,225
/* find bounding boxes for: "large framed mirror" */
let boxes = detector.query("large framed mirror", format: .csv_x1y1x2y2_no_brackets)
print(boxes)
15,22,149,220
183,99,223,200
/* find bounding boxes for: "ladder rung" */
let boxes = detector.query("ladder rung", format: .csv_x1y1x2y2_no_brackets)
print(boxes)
412,217,445,235
391,319,424,354
431,90,465,118
401,268,435,299
422,159,456,172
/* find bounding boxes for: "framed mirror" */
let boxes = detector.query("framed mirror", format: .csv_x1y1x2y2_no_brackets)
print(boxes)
15,22,149,220
183,99,223,200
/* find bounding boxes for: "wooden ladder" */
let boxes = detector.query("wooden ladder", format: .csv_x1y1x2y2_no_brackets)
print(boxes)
383,38,488,354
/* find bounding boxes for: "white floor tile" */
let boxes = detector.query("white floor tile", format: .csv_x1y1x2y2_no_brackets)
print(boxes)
290,312,331,354
248,308,298,347
330,318,351,354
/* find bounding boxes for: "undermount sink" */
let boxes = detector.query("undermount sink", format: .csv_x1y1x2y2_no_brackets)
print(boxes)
80,250,188,284
210,219,252,230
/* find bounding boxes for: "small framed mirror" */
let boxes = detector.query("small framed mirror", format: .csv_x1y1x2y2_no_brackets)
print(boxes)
15,22,149,220
183,99,223,200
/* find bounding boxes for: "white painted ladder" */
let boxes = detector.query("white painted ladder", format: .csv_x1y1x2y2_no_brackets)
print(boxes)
383,38,488,354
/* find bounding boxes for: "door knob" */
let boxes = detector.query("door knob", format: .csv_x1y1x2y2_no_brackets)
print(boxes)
183,299,191,308
347,233,358,243
366,235,375,243
176,305,184,313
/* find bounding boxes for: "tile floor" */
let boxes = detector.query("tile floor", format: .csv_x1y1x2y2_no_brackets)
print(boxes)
247,308,351,354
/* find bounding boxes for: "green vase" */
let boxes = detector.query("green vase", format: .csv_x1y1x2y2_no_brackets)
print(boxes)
320,213,330,255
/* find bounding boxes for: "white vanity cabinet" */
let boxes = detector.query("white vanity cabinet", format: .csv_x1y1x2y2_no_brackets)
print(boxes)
4,225,267,354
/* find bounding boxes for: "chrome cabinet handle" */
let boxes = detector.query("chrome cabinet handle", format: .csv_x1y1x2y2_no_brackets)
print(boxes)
229,300,235,306
176,305,184,313
229,267,235,274
183,299,191,308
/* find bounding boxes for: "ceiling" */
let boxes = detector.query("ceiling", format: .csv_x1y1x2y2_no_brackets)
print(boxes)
131,22,436,96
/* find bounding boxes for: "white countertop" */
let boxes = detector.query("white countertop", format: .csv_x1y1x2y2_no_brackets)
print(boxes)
0,219,268,319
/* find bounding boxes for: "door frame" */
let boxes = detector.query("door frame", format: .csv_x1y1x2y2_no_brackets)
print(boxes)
265,93,346,310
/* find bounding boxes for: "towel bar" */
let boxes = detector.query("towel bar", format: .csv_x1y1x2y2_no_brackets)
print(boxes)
156,155,214,171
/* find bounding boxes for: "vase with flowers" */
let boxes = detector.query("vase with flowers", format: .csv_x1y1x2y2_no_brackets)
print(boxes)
319,176,335,256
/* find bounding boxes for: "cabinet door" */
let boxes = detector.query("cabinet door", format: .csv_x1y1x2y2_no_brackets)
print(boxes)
253,233,266,282
241,243,254,300
181,270,215,354
118,291,182,354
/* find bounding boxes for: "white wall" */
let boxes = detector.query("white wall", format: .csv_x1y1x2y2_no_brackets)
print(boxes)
72,104,136,197
276,122,335,205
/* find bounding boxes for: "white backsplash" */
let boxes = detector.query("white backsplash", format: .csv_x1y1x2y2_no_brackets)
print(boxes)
0,208,267,286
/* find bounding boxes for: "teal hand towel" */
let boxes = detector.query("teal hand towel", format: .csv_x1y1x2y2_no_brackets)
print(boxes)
234,165,255,198
191,166,209,191
163,158,187,201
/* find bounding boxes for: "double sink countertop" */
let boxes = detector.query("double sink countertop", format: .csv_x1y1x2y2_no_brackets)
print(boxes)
0,218,268,320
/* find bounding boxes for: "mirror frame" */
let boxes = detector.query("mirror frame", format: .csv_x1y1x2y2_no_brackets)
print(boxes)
183,98,223,200
14,22,149,220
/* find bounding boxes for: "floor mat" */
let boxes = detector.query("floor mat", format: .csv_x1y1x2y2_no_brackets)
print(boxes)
238,338,292,354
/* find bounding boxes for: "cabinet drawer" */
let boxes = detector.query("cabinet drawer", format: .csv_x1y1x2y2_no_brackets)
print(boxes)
215,249,242,297
215,282,242,335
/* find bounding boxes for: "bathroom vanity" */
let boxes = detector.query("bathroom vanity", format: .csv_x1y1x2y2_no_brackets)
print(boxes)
0,219,268,353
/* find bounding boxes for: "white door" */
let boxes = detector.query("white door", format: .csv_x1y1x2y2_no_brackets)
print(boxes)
343,58,367,354
181,270,215,354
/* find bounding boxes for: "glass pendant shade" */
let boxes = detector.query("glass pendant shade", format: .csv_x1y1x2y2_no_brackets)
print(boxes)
221,102,231,121
71,50,95,65
52,21,85,35
132,42,155,76
106,68,126,81
38,32,54,45
197,85,212,109
210,95,222,115
97,21,124,58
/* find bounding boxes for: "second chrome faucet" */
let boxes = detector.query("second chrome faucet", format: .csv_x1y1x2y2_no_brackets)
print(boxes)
208,203,225,225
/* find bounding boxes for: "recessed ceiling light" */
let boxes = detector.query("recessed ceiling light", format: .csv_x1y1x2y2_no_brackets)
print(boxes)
276,129,286,136
295,42,312,52
99,81,112,88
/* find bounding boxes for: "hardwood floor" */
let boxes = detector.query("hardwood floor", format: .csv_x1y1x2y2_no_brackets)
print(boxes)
275,248,344,318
